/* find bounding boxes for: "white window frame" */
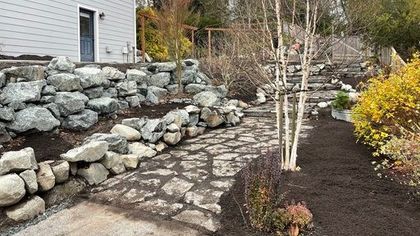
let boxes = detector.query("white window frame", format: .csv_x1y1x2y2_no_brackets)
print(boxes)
77,4,100,62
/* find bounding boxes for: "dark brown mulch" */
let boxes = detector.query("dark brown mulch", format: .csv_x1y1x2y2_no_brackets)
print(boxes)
216,110,420,236
1,103,186,162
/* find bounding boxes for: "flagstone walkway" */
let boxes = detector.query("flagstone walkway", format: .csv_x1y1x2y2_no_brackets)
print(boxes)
14,115,313,235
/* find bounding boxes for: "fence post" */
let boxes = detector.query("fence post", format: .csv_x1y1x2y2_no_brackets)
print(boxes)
208,29,212,58
191,30,195,58
141,15,146,63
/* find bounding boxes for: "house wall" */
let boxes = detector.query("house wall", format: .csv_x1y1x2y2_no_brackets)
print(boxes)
0,0,136,63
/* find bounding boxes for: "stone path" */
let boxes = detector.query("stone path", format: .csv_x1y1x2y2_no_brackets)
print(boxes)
15,115,312,235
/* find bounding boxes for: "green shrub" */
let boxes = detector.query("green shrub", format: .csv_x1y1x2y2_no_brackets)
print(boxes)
331,91,351,111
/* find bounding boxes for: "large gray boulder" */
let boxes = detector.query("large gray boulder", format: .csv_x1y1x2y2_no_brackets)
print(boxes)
101,152,126,175
47,57,76,75
74,67,106,89
128,142,157,159
121,117,147,131
0,174,26,207
51,161,70,184
83,86,104,99
146,86,168,104
2,65,45,82
7,107,60,133
185,84,206,94
149,72,171,88
62,109,98,131
47,73,83,92
193,91,220,107
77,163,109,185
205,85,228,98
19,170,38,194
141,119,167,143
152,62,177,72
181,70,197,85
87,97,118,114
102,67,125,81
60,141,109,162
0,147,37,175
84,133,129,154
36,162,55,192
116,80,137,96
54,92,89,116
2,80,45,104
0,107,15,122
0,71,6,88
5,196,45,222
110,124,142,141
126,69,148,84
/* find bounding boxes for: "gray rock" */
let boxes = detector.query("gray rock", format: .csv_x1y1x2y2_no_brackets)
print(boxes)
83,86,104,99
77,163,109,185
152,62,177,72
36,162,55,192
103,87,118,98
110,124,141,141
101,152,126,175
41,85,57,96
141,119,166,143
203,110,225,128
162,177,194,198
197,72,211,85
226,112,240,126
0,147,37,175
54,92,89,116
40,96,55,104
5,196,45,222
173,210,220,232
87,97,118,114
167,123,180,132
163,132,182,145
128,142,157,159
121,117,147,131
2,80,45,104
84,133,128,154
256,92,266,104
7,101,26,111
118,100,130,110
181,70,197,85
146,86,168,104
126,69,148,84
43,103,60,118
193,91,220,107
19,170,38,194
0,123,11,143
7,107,60,133
205,85,228,98
188,114,199,127
74,67,106,89
0,71,6,88
47,73,82,92
0,107,15,122
165,84,179,95
2,65,45,82
168,109,189,127
121,154,139,169
60,141,109,162
185,84,206,94
51,161,70,184
102,67,125,81
116,80,137,96
149,72,171,87
126,95,140,107
62,109,98,131
186,126,199,137
0,174,26,207
47,57,75,75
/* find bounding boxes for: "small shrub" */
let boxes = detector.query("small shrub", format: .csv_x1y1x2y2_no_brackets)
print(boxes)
352,54,420,150
273,202,313,236
331,91,351,111
243,150,282,231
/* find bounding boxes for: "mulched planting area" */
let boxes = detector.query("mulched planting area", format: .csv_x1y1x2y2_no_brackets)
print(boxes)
216,110,420,236
1,103,186,162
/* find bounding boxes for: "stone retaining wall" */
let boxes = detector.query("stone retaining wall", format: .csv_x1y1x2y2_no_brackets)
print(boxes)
0,57,228,144
0,97,248,222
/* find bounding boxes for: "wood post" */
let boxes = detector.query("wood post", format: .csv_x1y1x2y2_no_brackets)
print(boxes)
191,30,195,58
141,15,146,63
208,29,212,58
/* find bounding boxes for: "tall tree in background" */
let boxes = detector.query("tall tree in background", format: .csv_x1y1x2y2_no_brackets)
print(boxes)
156,0,193,93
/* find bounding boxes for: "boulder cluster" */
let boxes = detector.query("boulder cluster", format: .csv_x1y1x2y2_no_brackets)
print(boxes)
0,57,226,144
0,99,248,222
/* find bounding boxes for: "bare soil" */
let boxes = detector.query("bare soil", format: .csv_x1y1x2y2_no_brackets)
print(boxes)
1,103,186,162
216,110,420,236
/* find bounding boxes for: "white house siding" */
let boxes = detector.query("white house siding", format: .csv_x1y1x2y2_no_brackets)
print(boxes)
0,0,136,63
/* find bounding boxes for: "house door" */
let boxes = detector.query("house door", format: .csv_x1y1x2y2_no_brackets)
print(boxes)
80,9,95,62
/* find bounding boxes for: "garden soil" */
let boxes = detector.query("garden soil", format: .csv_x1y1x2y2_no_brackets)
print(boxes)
216,109,420,236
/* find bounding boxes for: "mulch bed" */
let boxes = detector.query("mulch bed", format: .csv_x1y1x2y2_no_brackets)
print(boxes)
1,103,186,162
216,109,420,236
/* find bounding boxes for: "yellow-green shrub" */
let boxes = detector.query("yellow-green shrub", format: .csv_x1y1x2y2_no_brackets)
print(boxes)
137,8,192,61
352,54,420,151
